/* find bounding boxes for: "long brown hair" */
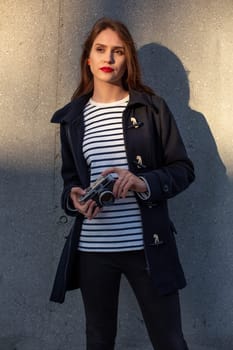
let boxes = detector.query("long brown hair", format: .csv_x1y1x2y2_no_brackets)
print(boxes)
71,17,154,100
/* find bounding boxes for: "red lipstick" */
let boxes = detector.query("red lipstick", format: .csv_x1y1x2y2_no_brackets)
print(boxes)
100,67,114,73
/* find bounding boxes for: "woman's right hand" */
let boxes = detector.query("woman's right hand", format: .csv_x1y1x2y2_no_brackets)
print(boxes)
70,187,101,220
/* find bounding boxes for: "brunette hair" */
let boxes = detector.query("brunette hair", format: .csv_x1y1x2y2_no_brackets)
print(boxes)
71,17,154,100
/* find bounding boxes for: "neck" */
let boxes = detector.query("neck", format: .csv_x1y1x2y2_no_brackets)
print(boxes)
92,81,128,103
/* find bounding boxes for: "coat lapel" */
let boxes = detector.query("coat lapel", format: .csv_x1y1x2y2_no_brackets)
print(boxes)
65,115,90,189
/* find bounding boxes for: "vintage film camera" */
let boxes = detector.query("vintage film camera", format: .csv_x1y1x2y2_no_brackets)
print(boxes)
79,174,115,207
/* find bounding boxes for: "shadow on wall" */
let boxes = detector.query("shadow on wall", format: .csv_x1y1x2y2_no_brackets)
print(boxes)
138,43,233,347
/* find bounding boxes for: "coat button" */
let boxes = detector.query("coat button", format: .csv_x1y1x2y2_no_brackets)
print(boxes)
163,184,169,192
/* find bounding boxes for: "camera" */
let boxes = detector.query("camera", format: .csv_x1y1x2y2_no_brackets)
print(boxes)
79,174,115,207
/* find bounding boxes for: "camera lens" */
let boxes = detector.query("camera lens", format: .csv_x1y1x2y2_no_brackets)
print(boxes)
99,191,115,206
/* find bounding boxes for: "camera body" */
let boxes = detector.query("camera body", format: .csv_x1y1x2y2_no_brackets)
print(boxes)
79,174,115,207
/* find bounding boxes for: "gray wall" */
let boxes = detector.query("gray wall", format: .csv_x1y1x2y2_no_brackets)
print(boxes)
1,1,233,349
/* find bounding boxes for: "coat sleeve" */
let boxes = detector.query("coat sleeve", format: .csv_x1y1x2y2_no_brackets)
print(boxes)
59,124,81,216
139,97,195,203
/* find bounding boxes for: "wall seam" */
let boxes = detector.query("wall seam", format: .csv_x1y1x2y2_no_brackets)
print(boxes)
52,0,64,212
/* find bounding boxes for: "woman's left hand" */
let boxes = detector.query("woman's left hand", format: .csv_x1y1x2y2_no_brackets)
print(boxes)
101,167,147,199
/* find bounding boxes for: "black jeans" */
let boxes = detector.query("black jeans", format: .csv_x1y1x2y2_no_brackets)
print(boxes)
78,250,189,350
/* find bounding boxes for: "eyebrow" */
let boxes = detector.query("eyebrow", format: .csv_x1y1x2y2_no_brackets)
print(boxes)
94,43,125,50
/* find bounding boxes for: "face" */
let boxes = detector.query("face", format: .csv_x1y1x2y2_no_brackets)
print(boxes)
88,28,127,87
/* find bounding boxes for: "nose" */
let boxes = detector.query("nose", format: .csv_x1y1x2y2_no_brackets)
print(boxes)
104,50,114,64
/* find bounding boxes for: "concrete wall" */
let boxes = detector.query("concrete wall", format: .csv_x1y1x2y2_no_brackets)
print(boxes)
0,1,233,349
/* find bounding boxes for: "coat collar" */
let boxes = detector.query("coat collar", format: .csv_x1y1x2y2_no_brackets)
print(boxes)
50,89,152,124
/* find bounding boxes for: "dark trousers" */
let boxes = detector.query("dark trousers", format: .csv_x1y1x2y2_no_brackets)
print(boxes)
78,250,189,350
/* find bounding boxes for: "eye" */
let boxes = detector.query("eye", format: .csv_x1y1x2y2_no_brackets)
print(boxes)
96,46,104,53
114,49,124,56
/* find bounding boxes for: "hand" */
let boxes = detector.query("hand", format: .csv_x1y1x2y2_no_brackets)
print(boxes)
101,167,147,199
70,187,101,220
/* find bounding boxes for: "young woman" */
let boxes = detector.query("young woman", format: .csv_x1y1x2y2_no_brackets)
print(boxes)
50,17,195,350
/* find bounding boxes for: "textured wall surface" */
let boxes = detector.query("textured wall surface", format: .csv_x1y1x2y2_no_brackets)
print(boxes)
0,1,233,349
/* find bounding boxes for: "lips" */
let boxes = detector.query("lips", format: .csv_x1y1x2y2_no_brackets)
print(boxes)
100,67,114,73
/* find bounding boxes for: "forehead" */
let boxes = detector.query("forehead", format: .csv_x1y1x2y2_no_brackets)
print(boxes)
93,28,124,47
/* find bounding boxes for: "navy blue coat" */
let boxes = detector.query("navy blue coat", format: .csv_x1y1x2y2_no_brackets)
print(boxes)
50,90,195,303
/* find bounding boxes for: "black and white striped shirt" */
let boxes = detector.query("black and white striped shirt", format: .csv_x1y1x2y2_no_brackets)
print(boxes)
78,96,144,252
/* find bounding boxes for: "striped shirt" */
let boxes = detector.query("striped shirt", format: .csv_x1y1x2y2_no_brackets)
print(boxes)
78,96,144,252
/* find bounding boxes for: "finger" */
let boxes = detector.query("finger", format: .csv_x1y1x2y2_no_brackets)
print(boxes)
102,167,125,178
71,196,82,209
85,201,99,220
116,174,135,198
70,187,86,208
114,176,128,198
73,198,90,214
71,187,86,196
120,180,131,198
101,167,116,176
88,205,101,220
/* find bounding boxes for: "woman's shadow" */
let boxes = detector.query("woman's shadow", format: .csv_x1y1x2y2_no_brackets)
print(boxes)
137,43,232,347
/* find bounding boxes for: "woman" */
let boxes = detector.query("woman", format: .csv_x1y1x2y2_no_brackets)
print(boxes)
50,17,195,350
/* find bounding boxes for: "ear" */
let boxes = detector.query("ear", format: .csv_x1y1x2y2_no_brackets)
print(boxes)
87,58,90,65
